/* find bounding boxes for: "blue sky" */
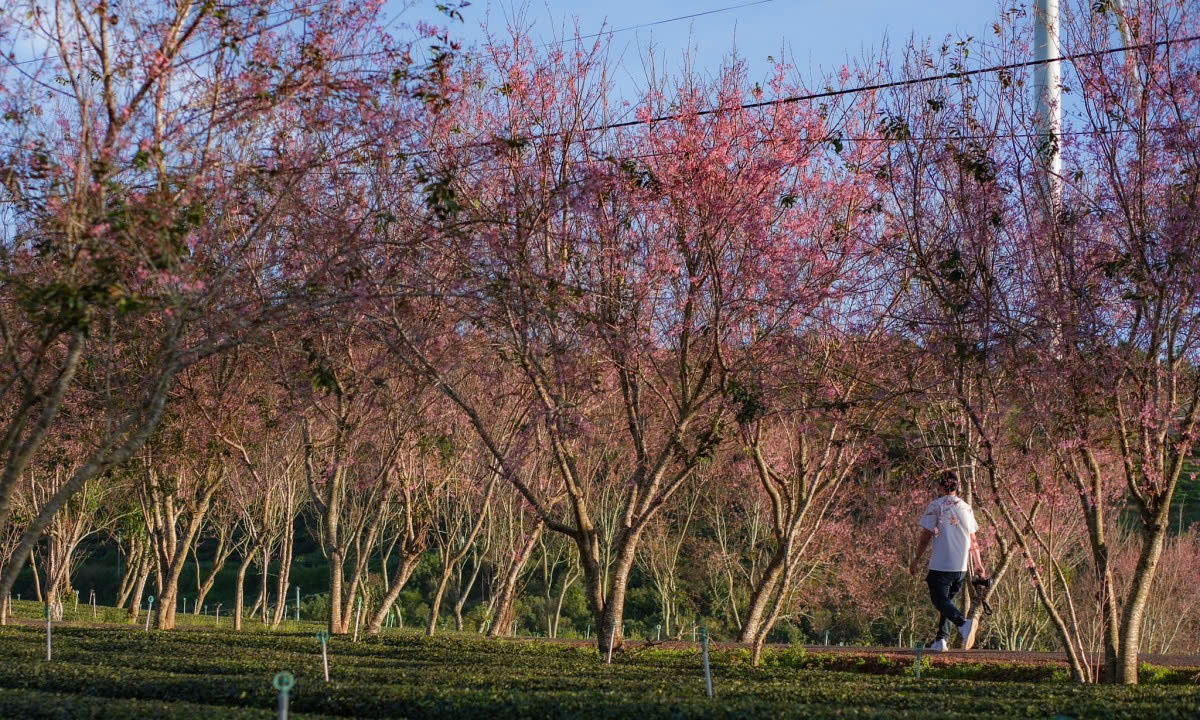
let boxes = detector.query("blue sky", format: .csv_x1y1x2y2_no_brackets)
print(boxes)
4,1,1012,102
402,0,1008,97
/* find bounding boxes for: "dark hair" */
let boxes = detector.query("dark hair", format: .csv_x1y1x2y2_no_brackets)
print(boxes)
938,472,960,493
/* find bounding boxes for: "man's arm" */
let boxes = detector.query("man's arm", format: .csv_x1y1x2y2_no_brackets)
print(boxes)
969,532,986,576
908,528,934,576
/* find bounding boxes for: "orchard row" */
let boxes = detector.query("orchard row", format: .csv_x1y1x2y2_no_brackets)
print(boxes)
1,0,1198,687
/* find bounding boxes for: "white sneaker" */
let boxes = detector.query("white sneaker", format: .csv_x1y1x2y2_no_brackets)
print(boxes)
929,638,948,652
959,618,977,650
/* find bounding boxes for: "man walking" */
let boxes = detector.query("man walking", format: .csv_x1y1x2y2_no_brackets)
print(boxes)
908,472,986,651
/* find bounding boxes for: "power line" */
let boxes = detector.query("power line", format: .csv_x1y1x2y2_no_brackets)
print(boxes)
0,0,350,68
587,32,1200,132
337,31,1200,146
0,0,777,71
2,32,1194,174
286,0,782,66
559,0,778,46
416,0,781,65
403,32,1199,160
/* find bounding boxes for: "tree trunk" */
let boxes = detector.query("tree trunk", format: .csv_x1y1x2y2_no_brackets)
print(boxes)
967,537,1016,625
586,528,641,657
193,531,233,613
992,489,1093,683
429,477,495,636
750,549,807,666
0,333,85,563
151,488,219,630
453,550,484,632
233,553,252,631
663,581,672,639
1083,519,1121,683
44,578,63,621
1115,514,1170,684
328,549,348,634
366,553,420,634
45,532,83,621
737,547,785,643
117,544,147,610
29,549,43,604
128,561,151,622
551,567,578,639
426,566,454,636
248,566,266,622
488,522,543,638
271,519,295,628
259,545,270,625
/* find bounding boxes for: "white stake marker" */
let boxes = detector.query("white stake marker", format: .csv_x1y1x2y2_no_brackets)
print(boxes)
274,671,295,719
607,625,615,664
700,627,713,698
316,631,330,682
145,596,154,631
45,604,52,661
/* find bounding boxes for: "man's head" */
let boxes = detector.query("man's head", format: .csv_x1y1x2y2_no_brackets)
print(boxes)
937,471,960,496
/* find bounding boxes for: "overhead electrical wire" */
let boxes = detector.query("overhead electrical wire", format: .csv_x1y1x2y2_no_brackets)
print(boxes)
395,31,1200,166
549,0,778,46
586,31,1200,132
0,26,1194,174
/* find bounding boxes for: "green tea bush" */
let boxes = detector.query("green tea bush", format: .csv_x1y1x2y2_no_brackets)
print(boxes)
0,620,1196,719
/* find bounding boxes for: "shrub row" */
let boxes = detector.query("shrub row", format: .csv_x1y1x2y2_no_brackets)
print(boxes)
0,626,1196,719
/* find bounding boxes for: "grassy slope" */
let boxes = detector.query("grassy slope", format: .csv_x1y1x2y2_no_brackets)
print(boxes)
0,606,1197,719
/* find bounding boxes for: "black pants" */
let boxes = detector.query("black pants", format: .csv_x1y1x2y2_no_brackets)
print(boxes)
926,570,966,641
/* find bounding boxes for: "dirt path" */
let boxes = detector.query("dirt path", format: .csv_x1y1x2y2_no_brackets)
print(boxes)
782,644,1200,670
516,636,1200,670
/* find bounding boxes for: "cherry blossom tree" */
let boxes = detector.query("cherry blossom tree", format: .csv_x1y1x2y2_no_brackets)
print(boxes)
0,0,433,621
636,476,703,641
425,464,496,635
21,464,114,620
373,20,883,653
1017,0,1200,683
733,333,897,664
135,427,225,631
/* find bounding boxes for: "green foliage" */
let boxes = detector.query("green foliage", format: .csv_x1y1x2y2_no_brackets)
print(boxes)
16,279,141,334
879,114,911,142
0,623,1196,719
762,645,807,668
618,158,659,192
416,433,455,464
948,141,997,184
725,378,767,426
1137,663,1191,686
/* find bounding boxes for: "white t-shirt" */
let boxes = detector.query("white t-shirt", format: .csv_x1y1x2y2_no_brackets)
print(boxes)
919,494,978,572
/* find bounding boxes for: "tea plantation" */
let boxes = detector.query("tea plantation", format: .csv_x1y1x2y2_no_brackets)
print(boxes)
1,605,1197,719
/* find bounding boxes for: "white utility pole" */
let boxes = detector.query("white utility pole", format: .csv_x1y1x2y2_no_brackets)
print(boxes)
1034,0,1065,357
1033,0,1062,197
